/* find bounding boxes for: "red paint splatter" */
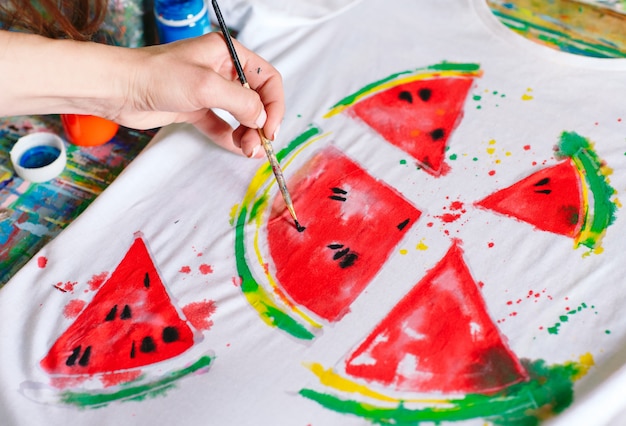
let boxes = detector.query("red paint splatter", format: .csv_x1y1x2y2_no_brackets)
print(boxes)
427,222,434,227
507,300,513,305
438,213,462,223
63,299,86,319
488,242,495,248
449,201,464,211
54,281,77,293
182,300,217,331
199,264,213,275
488,170,496,176
37,256,48,268
232,276,242,287
88,272,108,292
523,145,531,150
179,265,192,274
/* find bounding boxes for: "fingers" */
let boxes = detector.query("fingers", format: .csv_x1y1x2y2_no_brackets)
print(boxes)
214,37,285,142
191,110,264,158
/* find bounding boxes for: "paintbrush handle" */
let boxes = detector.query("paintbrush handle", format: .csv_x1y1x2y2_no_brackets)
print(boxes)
257,129,298,221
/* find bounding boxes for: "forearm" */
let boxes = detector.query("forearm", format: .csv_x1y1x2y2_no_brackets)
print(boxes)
0,30,133,118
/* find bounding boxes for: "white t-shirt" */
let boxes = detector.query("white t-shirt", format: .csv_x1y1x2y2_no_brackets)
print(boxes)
1,1,625,425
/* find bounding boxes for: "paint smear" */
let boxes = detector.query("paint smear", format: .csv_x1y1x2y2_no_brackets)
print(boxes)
63,299,86,319
182,300,217,331
88,272,108,292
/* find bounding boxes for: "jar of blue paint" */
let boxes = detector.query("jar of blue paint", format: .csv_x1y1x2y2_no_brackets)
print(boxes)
154,0,211,43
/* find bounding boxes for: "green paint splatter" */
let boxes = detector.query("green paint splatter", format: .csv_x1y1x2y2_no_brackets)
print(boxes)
555,132,617,251
60,355,213,408
449,153,458,160
605,330,611,334
473,157,478,161
547,302,594,335
399,159,407,165
301,358,585,426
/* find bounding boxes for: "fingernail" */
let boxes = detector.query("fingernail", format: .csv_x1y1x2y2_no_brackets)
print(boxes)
255,109,267,129
272,124,281,141
249,144,260,158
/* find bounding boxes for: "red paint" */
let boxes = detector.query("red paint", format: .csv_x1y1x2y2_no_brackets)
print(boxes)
182,300,217,331
476,160,583,237
41,236,194,376
88,272,108,292
488,242,495,248
100,370,143,388
199,264,213,275
488,170,496,176
37,256,48,268
54,281,77,293
449,201,464,211
63,299,86,319
348,76,475,176
344,241,528,394
179,266,192,274
523,145,531,150
438,213,461,223
267,147,421,321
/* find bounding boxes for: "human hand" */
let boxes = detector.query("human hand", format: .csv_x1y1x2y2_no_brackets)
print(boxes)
119,32,284,158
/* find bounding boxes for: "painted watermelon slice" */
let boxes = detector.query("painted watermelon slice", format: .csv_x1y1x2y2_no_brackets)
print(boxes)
40,235,195,375
476,132,616,251
267,146,421,322
343,241,528,394
325,63,482,176
476,160,583,237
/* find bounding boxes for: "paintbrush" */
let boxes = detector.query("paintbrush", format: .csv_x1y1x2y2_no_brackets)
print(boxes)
211,0,304,232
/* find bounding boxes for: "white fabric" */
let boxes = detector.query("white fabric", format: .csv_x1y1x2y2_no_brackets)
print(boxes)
1,1,626,425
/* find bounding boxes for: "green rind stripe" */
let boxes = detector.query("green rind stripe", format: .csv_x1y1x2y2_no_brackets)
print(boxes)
234,205,315,340
231,126,324,340
326,62,481,114
556,131,617,249
300,358,581,425
59,355,213,408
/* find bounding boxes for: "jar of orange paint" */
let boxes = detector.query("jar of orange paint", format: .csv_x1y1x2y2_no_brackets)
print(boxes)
60,114,119,147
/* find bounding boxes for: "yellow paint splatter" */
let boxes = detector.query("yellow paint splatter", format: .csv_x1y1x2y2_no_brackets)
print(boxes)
399,249,408,255
416,239,428,250
487,147,496,155
571,352,595,381
522,87,534,101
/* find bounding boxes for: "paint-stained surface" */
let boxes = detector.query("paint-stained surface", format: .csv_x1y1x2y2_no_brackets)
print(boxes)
0,115,155,286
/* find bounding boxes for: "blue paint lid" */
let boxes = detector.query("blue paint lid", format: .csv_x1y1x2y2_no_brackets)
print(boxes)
10,132,67,183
